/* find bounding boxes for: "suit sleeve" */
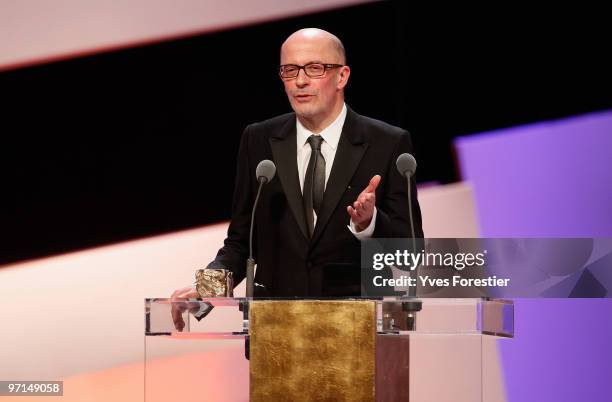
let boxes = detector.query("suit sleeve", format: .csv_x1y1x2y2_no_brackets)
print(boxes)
373,130,424,238
207,125,254,286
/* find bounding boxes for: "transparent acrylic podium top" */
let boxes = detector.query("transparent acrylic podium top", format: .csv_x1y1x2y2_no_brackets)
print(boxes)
145,297,513,338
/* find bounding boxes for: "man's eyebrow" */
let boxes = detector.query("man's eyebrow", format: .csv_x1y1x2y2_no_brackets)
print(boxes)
283,61,325,65
280,60,333,66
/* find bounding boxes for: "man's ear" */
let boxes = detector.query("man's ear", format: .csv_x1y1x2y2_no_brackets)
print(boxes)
337,66,351,90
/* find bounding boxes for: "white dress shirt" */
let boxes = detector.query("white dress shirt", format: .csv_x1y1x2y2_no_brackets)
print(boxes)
296,103,376,239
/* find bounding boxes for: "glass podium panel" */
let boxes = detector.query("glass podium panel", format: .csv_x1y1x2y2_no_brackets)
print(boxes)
145,297,513,402
145,298,249,402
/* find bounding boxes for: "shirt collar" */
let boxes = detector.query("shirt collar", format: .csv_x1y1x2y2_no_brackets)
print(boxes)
296,103,347,151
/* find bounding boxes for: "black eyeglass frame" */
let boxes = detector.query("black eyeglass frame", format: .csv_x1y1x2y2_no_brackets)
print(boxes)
279,63,345,79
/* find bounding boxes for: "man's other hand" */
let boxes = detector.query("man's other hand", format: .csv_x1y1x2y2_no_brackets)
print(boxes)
170,286,199,332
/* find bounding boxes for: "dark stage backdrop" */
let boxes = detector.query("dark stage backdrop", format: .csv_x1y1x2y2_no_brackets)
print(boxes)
1,1,610,264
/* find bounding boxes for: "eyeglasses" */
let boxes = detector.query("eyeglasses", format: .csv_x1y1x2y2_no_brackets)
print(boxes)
279,63,344,79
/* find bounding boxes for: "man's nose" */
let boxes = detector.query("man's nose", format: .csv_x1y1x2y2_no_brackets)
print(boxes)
295,68,310,87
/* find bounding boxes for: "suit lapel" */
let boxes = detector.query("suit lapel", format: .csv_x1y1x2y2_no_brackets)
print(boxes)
269,116,310,241
311,108,369,245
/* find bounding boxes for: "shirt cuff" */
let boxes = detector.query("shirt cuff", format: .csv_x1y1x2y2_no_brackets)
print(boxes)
348,207,377,240
193,301,214,321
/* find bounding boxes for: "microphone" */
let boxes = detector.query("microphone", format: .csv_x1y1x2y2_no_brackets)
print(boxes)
256,159,276,184
246,160,276,297
396,153,417,179
396,153,419,300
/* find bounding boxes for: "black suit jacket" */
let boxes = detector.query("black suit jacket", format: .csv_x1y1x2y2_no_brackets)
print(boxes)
209,107,423,297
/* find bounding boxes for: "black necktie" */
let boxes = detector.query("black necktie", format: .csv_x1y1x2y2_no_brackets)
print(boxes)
303,135,326,236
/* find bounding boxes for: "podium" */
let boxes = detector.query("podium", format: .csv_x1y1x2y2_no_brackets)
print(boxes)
145,297,513,402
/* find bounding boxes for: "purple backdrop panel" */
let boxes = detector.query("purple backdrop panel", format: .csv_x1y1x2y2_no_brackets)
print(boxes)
454,111,612,237
454,111,612,402
505,299,612,402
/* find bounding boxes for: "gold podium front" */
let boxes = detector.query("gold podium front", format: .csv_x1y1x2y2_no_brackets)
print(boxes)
145,297,514,402
249,300,376,402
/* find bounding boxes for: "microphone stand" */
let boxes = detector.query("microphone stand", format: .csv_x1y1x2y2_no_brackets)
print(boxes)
402,171,422,330
406,176,417,298
246,179,265,298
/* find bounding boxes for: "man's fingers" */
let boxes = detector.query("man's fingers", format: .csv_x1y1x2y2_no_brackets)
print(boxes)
359,193,374,207
347,205,361,220
363,175,381,194
171,286,198,300
170,286,200,332
348,181,377,224
171,304,185,331
171,287,191,299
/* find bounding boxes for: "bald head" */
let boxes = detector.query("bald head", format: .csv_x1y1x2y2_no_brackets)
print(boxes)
281,28,346,65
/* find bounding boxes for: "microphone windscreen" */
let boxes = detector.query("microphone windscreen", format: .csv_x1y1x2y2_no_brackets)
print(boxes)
396,153,417,177
256,159,276,183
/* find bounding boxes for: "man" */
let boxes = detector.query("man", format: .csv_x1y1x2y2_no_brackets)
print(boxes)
172,28,423,306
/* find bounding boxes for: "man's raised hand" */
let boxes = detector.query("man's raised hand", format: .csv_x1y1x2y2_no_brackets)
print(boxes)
347,174,380,232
